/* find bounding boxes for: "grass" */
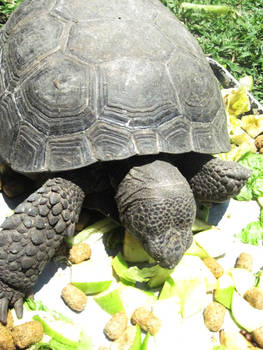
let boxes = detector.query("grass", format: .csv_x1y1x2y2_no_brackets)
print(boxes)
0,0,262,103
0,0,22,24
162,0,263,104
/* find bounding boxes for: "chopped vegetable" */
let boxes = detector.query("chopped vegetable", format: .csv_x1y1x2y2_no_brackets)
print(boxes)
65,218,120,246
214,286,235,309
180,2,233,15
71,259,113,295
141,332,150,350
184,239,209,259
193,227,228,258
192,217,212,233
47,331,92,350
236,221,263,245
228,268,255,296
169,255,217,293
111,252,171,287
256,271,263,291
94,288,125,315
231,291,263,332
223,84,251,118
117,284,156,319
236,152,263,201
212,346,227,350
203,301,226,332
241,115,263,138
158,272,209,319
128,325,141,350
22,299,92,350
233,152,263,245
123,231,152,263
171,278,208,319
214,272,235,310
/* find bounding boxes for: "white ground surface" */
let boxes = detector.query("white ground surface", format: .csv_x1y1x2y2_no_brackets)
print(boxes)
0,193,262,349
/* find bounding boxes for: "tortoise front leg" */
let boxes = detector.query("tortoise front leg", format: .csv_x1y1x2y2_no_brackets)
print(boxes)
0,177,84,324
189,157,252,202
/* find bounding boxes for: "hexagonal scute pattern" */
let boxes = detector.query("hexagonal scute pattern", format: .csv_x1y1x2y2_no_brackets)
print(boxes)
2,14,63,90
17,53,96,136
0,0,230,173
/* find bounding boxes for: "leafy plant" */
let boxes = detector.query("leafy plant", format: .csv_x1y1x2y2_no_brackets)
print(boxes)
161,0,263,103
0,0,22,24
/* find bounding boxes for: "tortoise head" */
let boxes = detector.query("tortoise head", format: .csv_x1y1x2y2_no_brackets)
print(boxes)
115,160,196,269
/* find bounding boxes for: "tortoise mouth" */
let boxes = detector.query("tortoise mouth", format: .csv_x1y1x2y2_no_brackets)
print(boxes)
143,229,191,270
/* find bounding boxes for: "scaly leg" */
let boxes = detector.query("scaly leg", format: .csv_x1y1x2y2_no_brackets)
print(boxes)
189,157,252,202
0,177,84,323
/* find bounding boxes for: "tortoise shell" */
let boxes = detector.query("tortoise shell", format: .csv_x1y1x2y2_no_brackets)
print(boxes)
0,0,230,173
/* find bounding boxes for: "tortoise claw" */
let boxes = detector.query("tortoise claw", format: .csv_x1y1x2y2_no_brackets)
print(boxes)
14,298,24,319
0,297,8,325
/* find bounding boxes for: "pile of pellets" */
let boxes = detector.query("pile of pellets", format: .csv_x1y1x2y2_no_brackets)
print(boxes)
0,313,43,350
203,252,263,348
61,242,162,350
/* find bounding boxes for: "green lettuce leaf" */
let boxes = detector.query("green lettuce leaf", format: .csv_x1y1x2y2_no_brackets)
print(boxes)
236,221,263,245
236,152,263,201
111,252,170,286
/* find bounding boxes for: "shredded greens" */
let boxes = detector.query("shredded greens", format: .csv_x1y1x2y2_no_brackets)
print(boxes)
235,152,263,244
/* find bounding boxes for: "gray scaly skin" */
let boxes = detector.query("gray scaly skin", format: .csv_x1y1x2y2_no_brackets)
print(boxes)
0,156,251,324
0,177,84,324
115,160,196,269
115,157,252,268
189,157,252,202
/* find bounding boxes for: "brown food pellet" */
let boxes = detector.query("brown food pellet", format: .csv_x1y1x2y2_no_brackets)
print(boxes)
252,327,263,348
104,311,128,341
112,326,137,350
0,324,15,350
12,321,43,349
61,283,87,312
203,301,226,332
244,287,263,310
235,252,253,272
203,257,224,279
6,311,14,330
255,134,263,153
69,243,92,264
131,307,161,335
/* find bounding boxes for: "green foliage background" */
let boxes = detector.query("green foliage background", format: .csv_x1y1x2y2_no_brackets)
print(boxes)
0,0,262,103
162,0,263,103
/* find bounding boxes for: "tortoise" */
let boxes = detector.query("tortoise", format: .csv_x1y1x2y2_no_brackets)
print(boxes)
0,0,251,323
